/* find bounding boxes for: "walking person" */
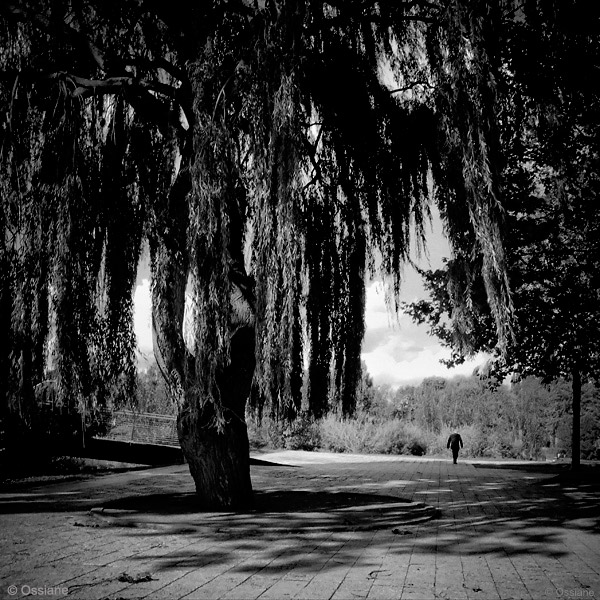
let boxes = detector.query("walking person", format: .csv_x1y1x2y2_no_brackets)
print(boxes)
447,432,463,464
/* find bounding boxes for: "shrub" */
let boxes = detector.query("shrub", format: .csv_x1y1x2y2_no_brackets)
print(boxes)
246,416,271,450
487,430,521,458
462,426,493,458
246,414,321,451
319,414,372,453
283,415,321,451
431,424,491,458
248,413,539,460
319,416,433,456
371,422,432,456
369,421,406,454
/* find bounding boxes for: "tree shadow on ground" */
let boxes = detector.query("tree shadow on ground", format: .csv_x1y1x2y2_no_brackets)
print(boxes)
68,464,599,575
100,489,427,514
1,460,599,577
473,461,599,475
77,489,439,574
410,465,600,561
87,489,439,537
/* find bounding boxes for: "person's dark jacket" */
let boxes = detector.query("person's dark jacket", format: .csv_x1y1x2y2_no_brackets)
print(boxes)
447,433,463,450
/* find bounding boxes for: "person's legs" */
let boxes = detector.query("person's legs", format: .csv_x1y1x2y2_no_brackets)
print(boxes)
452,447,459,464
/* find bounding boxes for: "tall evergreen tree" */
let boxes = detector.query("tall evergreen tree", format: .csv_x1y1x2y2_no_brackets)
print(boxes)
0,0,549,507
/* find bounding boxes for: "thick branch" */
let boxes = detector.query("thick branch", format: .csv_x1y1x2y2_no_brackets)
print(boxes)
150,171,193,404
1,4,192,136
302,132,325,190
129,56,188,83
50,73,181,103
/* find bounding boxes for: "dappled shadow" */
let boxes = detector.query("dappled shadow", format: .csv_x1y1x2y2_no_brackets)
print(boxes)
0,490,104,514
87,489,439,535
101,489,422,514
0,467,193,514
79,489,438,574
2,457,599,579
249,457,298,468
406,464,600,562
63,462,600,576
472,461,592,474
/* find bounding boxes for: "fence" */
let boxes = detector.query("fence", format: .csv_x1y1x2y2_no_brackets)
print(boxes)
99,410,179,447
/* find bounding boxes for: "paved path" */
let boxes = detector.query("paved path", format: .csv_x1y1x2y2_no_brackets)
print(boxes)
1,452,599,599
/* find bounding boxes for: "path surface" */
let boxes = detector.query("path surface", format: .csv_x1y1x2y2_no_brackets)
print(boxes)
1,452,598,599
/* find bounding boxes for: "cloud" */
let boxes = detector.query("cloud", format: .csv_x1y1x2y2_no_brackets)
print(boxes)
361,278,489,388
362,327,393,354
362,337,488,388
133,278,153,353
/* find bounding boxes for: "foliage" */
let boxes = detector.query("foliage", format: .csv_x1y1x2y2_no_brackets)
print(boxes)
404,0,600,371
400,376,600,459
319,414,378,454
0,0,522,438
402,1,600,468
0,454,122,484
247,374,599,461
247,411,320,451
135,362,174,416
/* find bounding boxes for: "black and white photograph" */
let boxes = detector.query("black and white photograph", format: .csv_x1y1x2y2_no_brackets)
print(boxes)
1,1,599,598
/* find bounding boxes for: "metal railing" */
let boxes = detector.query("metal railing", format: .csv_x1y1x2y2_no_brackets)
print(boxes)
31,385,180,450
99,410,179,447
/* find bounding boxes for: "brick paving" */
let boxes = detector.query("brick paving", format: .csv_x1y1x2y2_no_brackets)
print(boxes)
0,451,599,599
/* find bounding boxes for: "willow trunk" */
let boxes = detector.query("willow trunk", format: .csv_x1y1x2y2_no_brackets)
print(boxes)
151,226,255,509
177,326,255,509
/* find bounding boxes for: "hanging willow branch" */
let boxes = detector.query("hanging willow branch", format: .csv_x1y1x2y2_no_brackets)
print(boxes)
0,0,525,436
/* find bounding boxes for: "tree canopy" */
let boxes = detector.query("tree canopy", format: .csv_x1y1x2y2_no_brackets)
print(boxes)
1,1,515,413
2,0,590,504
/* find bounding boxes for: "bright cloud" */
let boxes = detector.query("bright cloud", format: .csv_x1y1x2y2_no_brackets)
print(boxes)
362,329,489,388
361,270,488,388
133,278,153,353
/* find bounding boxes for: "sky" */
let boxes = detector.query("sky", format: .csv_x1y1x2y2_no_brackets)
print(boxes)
359,212,488,388
361,272,488,388
133,210,488,388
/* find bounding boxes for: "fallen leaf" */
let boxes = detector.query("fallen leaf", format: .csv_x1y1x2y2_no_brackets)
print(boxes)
117,573,156,584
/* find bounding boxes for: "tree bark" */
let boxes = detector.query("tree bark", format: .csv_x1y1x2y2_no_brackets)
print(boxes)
178,326,255,510
152,265,256,508
150,171,256,509
571,367,581,471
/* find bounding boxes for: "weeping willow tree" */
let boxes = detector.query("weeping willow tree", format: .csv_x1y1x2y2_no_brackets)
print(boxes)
1,0,529,507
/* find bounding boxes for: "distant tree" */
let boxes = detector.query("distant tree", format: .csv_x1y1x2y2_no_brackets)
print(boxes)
390,386,414,421
407,187,600,468
580,387,600,460
509,378,559,458
355,361,377,416
404,0,600,469
412,376,447,432
136,362,174,415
